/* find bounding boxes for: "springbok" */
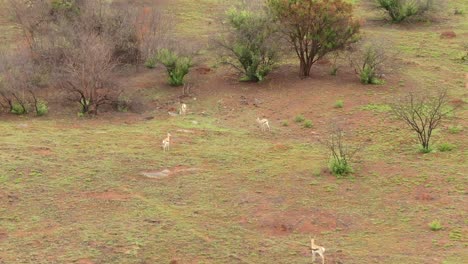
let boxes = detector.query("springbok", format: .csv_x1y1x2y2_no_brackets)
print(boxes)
179,103,187,115
256,117,270,132
162,133,172,152
310,237,325,264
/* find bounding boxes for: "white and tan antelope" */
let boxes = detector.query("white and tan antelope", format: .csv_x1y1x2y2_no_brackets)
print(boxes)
256,117,270,132
310,237,326,264
179,103,187,115
162,133,172,152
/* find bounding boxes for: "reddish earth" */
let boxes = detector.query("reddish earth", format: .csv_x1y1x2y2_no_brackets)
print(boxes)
439,31,457,39
84,191,133,201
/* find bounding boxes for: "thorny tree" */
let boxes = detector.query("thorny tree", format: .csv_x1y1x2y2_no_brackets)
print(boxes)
390,89,452,152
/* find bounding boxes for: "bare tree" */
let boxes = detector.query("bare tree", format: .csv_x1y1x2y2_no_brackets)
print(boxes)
319,121,365,176
390,89,451,152
55,33,119,115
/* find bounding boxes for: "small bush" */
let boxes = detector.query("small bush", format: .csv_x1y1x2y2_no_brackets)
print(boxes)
303,120,313,128
329,158,353,177
448,125,462,134
437,143,455,152
419,145,433,154
376,0,433,23
11,102,27,115
281,120,289,127
334,100,344,108
350,43,386,85
429,220,442,231
330,66,338,76
295,114,305,123
155,48,193,86
36,100,48,116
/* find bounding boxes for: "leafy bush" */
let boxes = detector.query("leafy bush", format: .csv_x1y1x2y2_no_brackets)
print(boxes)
36,100,48,116
11,102,27,115
429,220,442,231
376,0,433,22
281,120,289,126
437,143,455,152
295,114,305,123
329,158,353,177
268,0,360,77
219,8,278,82
334,100,344,108
304,120,313,128
155,49,193,86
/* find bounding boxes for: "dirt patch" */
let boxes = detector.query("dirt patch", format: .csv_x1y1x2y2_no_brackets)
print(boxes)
440,31,456,39
76,258,95,264
84,191,132,201
31,146,54,156
0,231,7,242
247,208,353,236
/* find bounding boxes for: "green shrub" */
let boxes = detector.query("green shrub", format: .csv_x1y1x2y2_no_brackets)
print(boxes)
330,66,338,76
437,143,455,152
303,120,313,128
155,48,193,86
350,44,386,85
281,120,289,127
295,114,305,123
11,102,27,115
329,158,353,177
454,7,464,15
429,220,442,231
419,145,433,154
36,100,48,116
376,0,432,22
334,100,344,108
220,8,278,82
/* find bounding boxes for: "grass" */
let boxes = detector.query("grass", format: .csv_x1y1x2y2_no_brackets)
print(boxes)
334,100,344,108
428,220,443,231
294,114,305,123
437,143,455,152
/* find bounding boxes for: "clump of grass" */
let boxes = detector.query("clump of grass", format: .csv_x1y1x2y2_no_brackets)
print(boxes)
449,228,462,241
303,120,313,128
36,100,48,116
419,146,433,154
281,120,289,127
295,114,305,123
429,220,442,231
11,103,27,115
144,56,158,68
334,100,344,108
454,7,464,15
437,143,455,152
448,125,463,134
329,158,353,177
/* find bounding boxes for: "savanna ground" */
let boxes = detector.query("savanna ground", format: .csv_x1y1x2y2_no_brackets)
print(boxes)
0,0,467,263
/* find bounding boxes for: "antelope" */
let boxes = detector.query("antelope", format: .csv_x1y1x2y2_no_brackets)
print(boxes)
310,237,325,264
256,117,270,132
162,133,171,152
179,103,187,115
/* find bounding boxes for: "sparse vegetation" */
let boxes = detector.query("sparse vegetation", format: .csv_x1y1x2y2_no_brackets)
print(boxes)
448,125,463,134
437,143,455,152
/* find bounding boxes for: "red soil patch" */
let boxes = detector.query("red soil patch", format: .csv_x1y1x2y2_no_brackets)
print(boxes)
195,66,212,75
414,186,436,201
76,259,95,264
32,146,54,156
247,208,353,236
0,231,7,242
440,31,456,39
